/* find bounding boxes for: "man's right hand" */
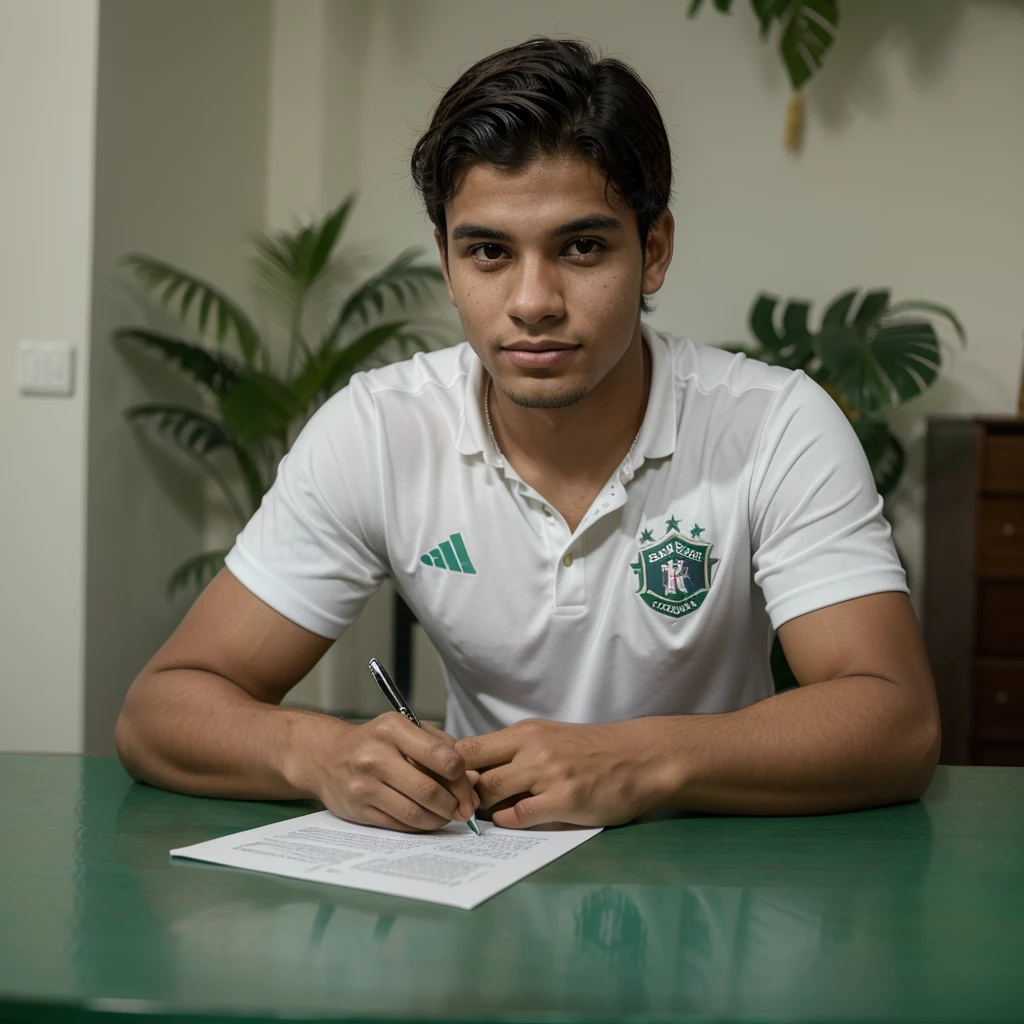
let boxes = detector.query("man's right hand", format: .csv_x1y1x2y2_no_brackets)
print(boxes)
304,713,480,833
116,570,480,834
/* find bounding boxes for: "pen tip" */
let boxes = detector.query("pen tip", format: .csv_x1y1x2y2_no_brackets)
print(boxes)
467,815,481,835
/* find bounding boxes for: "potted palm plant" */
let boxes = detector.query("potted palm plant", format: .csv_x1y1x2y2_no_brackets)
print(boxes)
117,195,452,596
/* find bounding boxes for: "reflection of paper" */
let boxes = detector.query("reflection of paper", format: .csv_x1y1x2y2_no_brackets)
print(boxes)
171,811,601,910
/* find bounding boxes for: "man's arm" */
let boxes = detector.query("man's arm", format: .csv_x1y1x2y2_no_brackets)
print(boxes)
116,568,478,832
458,591,940,827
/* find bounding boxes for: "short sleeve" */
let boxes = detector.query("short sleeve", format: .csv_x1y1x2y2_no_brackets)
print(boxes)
224,378,388,638
749,371,908,630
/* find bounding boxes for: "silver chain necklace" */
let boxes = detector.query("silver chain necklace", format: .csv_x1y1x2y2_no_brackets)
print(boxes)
483,376,643,469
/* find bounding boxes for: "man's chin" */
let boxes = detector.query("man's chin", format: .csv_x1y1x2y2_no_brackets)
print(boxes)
496,378,591,410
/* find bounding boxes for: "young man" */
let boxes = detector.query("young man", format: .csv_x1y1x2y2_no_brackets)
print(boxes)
116,38,939,832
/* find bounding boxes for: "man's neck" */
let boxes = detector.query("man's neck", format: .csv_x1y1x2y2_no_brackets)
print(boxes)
487,327,650,487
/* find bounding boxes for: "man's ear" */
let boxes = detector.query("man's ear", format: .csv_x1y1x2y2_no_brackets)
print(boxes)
434,228,456,305
641,209,674,300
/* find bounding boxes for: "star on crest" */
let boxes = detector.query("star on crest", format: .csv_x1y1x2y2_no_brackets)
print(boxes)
690,524,705,539
665,515,681,532
640,529,654,543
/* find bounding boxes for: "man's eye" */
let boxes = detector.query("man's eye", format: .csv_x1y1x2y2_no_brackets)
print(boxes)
564,238,603,257
472,244,506,262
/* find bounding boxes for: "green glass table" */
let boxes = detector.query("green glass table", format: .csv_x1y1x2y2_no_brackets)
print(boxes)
1,755,1022,1023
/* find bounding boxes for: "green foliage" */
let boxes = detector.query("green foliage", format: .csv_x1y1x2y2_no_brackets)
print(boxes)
118,194,453,596
726,286,965,499
688,0,839,91
114,329,242,395
122,255,262,366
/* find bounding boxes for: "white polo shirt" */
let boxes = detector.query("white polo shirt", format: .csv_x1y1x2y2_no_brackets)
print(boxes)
225,324,908,739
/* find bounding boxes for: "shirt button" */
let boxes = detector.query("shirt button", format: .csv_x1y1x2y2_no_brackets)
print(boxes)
562,553,574,567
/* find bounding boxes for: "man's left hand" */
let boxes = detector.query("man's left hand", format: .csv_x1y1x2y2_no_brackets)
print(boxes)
454,718,670,829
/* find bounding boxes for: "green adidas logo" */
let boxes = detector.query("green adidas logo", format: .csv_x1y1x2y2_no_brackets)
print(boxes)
420,532,476,574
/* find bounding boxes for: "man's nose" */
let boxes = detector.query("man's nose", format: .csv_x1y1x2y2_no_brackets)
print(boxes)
505,255,565,325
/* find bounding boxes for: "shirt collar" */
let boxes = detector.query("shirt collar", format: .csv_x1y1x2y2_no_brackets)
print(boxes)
454,322,679,470
454,352,497,463
630,321,679,466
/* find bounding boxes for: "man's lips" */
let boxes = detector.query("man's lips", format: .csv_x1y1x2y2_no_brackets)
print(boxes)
501,342,578,369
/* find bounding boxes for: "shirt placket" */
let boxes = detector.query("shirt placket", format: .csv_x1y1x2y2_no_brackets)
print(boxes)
511,464,637,615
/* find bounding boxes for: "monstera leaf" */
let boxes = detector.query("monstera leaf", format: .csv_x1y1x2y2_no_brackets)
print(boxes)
748,293,814,369
689,0,839,91
726,285,964,504
851,416,906,499
814,289,964,415
778,0,838,90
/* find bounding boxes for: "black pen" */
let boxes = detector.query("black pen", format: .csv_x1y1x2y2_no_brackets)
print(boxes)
367,657,480,835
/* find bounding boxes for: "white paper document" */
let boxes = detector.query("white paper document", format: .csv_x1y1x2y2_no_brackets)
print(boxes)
171,811,601,910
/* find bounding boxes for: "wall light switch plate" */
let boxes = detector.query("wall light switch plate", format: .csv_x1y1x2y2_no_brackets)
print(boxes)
18,341,76,396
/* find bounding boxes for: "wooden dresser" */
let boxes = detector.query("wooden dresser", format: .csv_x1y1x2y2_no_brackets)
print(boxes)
924,416,1024,765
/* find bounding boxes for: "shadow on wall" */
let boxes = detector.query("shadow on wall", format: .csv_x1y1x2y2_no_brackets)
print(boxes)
371,0,1024,136
809,0,1024,131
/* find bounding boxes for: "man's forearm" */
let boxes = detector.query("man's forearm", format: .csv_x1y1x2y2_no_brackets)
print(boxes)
645,677,940,816
115,669,350,801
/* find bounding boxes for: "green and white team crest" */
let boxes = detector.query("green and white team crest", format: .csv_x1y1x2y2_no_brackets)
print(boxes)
630,517,717,619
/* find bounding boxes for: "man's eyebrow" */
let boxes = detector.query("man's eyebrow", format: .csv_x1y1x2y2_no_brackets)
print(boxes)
449,215,624,244
450,224,514,243
549,215,623,237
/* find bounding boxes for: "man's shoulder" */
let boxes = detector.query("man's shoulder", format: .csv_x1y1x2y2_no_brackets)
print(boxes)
355,342,474,401
655,329,797,400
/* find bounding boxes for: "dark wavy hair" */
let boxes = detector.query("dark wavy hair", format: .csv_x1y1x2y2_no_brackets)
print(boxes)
410,37,672,312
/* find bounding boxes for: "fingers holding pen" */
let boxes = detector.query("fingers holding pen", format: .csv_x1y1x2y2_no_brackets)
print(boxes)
318,712,478,832
394,717,479,821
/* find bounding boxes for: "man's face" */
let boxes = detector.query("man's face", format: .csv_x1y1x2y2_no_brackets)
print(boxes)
436,155,672,409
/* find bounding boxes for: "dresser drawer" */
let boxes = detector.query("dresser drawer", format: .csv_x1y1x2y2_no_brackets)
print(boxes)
982,434,1024,494
977,500,1024,578
976,584,1024,655
973,660,1024,739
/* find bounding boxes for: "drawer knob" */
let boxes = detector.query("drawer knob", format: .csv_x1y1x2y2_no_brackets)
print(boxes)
1003,522,1017,537
995,690,1009,706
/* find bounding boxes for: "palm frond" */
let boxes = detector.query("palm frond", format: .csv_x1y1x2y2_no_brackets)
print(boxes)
125,403,249,524
321,249,443,352
114,328,242,395
309,196,355,284
218,371,304,445
167,549,229,598
122,254,262,365
292,321,408,407
126,402,234,455
251,196,356,307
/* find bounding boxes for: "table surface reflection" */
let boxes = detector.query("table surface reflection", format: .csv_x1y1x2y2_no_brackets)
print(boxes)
0,755,1022,1023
